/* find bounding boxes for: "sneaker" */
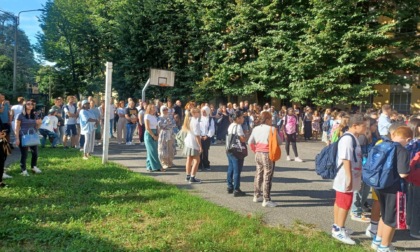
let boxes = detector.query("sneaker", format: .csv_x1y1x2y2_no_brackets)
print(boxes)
32,167,42,174
185,175,191,182
131,142,136,146
377,245,396,252
331,225,353,235
118,142,121,145
2,173,12,179
371,238,381,250
365,224,377,238
332,228,356,245
363,202,372,213
253,195,263,203
139,143,145,146
410,232,420,239
21,170,29,176
286,156,291,161
262,200,278,207
205,167,211,171
126,142,131,146
189,177,202,184
83,156,89,160
351,212,371,223
294,157,303,162
227,188,234,194
233,190,246,197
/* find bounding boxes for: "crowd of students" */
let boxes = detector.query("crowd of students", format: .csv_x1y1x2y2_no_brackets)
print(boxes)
0,94,418,251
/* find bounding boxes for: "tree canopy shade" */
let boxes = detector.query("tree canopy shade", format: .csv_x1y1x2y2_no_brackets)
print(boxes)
37,0,419,105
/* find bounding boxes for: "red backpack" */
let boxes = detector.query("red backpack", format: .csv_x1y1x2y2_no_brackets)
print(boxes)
408,152,420,186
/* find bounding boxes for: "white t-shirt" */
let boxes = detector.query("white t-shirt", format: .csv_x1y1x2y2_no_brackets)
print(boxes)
333,132,363,193
64,103,77,125
184,117,201,150
40,115,58,132
11,104,23,121
228,123,245,136
144,114,158,129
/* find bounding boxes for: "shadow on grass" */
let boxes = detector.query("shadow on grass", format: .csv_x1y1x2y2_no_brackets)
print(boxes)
0,148,176,250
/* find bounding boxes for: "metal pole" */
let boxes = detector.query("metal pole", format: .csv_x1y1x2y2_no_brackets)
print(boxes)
142,78,150,103
102,62,113,164
12,16,17,95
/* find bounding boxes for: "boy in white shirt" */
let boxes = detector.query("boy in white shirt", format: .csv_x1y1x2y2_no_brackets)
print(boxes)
332,114,367,245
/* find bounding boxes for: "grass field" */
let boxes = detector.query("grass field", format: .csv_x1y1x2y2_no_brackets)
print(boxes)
0,148,368,251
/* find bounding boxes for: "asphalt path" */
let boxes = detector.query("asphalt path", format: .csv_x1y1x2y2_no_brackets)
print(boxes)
95,137,420,250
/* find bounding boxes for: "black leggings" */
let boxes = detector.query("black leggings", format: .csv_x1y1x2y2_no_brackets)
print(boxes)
19,135,38,172
0,146,7,183
285,133,298,157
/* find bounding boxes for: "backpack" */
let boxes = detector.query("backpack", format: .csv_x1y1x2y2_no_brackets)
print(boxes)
315,133,357,179
362,140,400,190
408,151,420,186
269,127,281,162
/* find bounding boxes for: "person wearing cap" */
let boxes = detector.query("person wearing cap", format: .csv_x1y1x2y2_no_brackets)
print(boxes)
39,109,59,148
79,100,98,160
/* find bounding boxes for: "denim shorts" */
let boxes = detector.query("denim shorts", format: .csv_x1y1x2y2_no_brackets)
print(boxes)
65,124,77,136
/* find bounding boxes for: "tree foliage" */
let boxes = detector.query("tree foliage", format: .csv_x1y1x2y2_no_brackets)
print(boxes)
37,0,419,105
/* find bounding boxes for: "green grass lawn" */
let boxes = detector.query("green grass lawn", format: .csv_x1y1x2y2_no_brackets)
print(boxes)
0,148,369,252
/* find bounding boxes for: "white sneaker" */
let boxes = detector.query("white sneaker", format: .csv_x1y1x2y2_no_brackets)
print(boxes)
365,224,377,238
253,196,263,203
262,200,278,207
126,142,131,146
2,173,12,179
286,156,291,161
117,142,121,145
332,228,356,245
131,142,135,146
295,157,303,162
21,170,29,176
32,166,42,174
377,245,396,252
331,226,353,235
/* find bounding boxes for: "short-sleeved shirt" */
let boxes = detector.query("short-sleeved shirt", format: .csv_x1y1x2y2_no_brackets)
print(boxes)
228,122,245,136
144,114,158,129
125,107,138,124
64,103,77,125
40,115,58,132
17,113,37,136
333,133,363,193
284,115,297,134
79,109,95,134
11,104,23,122
184,117,201,150
380,144,410,193
0,103,10,123
378,114,391,136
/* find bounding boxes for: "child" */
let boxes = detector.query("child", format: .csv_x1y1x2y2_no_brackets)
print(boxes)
332,114,366,245
371,126,412,252
366,122,405,238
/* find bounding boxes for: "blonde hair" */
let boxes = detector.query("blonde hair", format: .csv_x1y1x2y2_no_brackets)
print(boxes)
182,108,200,132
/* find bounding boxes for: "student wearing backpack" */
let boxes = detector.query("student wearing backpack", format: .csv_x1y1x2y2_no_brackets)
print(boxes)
369,126,412,251
331,114,366,245
406,119,420,239
282,108,303,162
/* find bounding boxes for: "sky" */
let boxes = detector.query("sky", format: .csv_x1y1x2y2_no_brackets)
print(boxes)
0,0,47,46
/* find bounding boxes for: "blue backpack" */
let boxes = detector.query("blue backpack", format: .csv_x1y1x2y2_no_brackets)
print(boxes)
315,133,357,179
362,140,400,190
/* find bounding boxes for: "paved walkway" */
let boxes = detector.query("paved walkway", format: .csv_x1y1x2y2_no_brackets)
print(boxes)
95,138,420,250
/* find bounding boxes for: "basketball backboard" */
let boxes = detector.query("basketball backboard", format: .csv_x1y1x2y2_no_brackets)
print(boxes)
150,68,175,87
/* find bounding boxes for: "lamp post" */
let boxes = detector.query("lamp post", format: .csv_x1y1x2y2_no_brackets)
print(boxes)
0,9,44,96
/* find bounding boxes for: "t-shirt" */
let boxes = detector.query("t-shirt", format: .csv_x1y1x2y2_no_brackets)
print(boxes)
40,115,58,132
380,144,410,193
227,122,245,136
184,117,201,150
79,109,95,134
125,107,138,124
17,113,37,136
63,103,77,125
333,133,362,193
117,107,125,117
284,115,297,134
11,104,23,122
378,113,391,136
144,114,158,129
0,102,10,123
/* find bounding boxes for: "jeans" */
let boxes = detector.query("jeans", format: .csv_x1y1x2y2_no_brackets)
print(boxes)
109,119,114,136
227,153,244,191
126,123,136,143
351,181,371,214
39,128,59,147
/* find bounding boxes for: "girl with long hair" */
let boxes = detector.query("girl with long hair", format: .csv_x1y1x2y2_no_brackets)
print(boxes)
144,104,161,171
182,108,202,183
14,101,42,176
